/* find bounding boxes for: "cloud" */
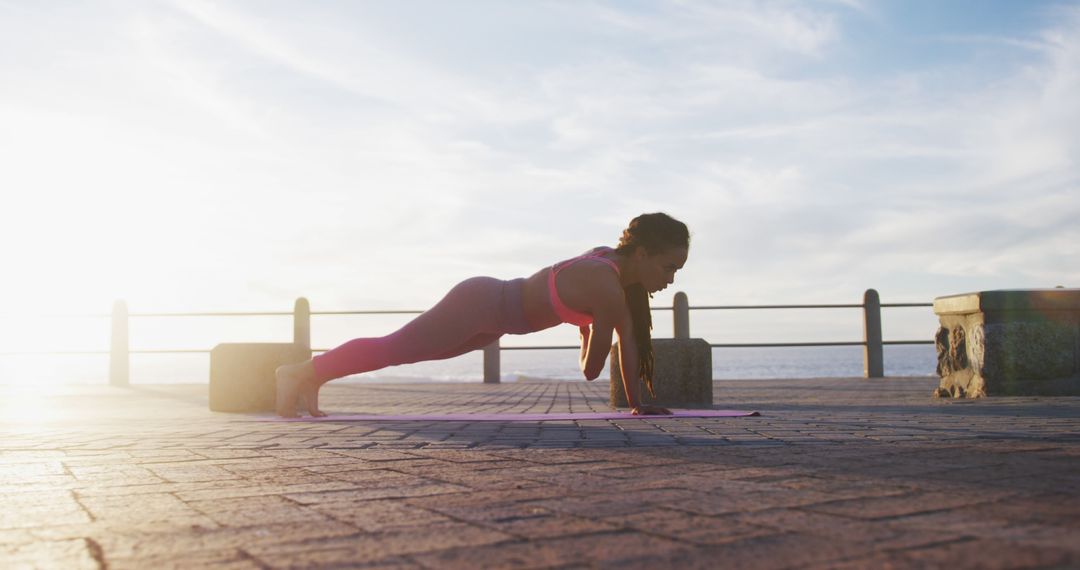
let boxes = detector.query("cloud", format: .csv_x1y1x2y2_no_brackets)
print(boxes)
586,0,846,59
1,0,1076,320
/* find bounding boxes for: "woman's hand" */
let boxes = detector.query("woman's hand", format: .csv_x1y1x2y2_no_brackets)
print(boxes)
631,404,672,416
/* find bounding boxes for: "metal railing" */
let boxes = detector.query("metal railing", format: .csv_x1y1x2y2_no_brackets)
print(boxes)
1,289,933,385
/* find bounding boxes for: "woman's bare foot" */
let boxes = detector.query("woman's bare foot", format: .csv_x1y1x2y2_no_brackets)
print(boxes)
275,360,326,418
298,378,327,418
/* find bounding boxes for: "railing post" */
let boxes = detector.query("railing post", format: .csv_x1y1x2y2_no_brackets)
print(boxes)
483,338,500,383
110,300,129,387
673,292,690,339
863,289,884,378
294,297,311,351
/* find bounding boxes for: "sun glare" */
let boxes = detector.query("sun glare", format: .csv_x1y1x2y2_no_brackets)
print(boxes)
0,383,77,427
0,109,232,393
2,115,222,310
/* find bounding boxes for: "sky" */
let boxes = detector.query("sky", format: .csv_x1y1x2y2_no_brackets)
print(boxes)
1,0,1078,351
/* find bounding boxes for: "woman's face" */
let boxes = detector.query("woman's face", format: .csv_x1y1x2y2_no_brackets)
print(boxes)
637,246,688,294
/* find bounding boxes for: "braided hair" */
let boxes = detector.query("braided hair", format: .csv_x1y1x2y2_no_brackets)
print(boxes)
613,213,690,399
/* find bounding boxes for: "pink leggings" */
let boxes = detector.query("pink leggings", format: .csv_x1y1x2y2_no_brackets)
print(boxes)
312,277,537,382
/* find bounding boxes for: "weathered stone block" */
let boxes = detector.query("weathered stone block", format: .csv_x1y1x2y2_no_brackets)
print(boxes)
609,338,712,408
933,289,1080,398
209,343,311,412
980,322,1075,379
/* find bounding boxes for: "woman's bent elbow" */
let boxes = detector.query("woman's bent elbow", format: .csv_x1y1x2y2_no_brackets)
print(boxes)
583,369,601,382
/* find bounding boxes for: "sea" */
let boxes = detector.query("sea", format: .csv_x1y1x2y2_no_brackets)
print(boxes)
1,311,938,385
1,345,937,386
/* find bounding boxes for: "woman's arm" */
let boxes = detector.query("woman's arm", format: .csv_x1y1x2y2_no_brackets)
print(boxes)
578,325,591,373
581,282,671,414
612,315,671,415
581,321,612,381
578,278,620,380
614,326,641,407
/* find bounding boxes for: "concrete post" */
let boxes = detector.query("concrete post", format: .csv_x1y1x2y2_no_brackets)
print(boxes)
863,289,884,378
483,339,500,383
110,300,129,387
293,297,311,351
673,292,690,339
610,338,712,408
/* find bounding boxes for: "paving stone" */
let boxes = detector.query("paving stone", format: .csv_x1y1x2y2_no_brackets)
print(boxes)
885,495,1080,550
733,508,951,552
0,529,35,546
174,480,359,502
526,494,656,518
79,492,214,526
410,530,690,569
285,482,470,504
245,521,511,567
0,492,92,529
188,495,332,527
687,531,879,569
801,489,1004,520
897,538,1080,569
0,538,100,569
143,462,242,483
484,513,619,541
65,464,164,486
611,507,774,545
108,549,263,570
74,478,254,499
308,498,456,531
402,487,566,511
89,519,360,561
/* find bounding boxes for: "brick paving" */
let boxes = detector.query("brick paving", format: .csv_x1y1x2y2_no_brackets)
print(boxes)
2,377,1078,569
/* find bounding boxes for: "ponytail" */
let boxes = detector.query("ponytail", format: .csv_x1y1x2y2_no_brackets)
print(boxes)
624,283,656,399
614,212,690,402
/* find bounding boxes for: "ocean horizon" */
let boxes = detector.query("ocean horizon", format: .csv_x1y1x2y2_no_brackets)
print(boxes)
1,302,940,386
2,344,936,386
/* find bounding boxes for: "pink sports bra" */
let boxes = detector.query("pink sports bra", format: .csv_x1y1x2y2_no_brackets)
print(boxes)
548,247,621,326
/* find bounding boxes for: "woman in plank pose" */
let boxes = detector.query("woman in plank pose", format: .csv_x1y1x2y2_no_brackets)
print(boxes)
275,212,690,418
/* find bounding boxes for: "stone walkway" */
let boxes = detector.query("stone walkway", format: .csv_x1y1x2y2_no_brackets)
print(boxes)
2,377,1078,569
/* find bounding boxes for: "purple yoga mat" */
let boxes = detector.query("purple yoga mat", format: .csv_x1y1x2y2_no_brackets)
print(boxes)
265,410,759,422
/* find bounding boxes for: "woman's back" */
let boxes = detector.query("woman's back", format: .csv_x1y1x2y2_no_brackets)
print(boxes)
520,247,623,331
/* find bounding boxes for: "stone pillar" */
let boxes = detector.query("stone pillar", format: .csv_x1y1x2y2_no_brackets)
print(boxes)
863,289,884,378
109,300,129,387
293,297,311,351
933,289,1080,397
209,343,312,412
483,339,500,384
673,292,690,339
610,338,712,408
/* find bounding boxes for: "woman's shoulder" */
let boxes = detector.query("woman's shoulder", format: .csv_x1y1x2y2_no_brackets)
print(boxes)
552,246,617,277
570,247,616,270
575,247,621,280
